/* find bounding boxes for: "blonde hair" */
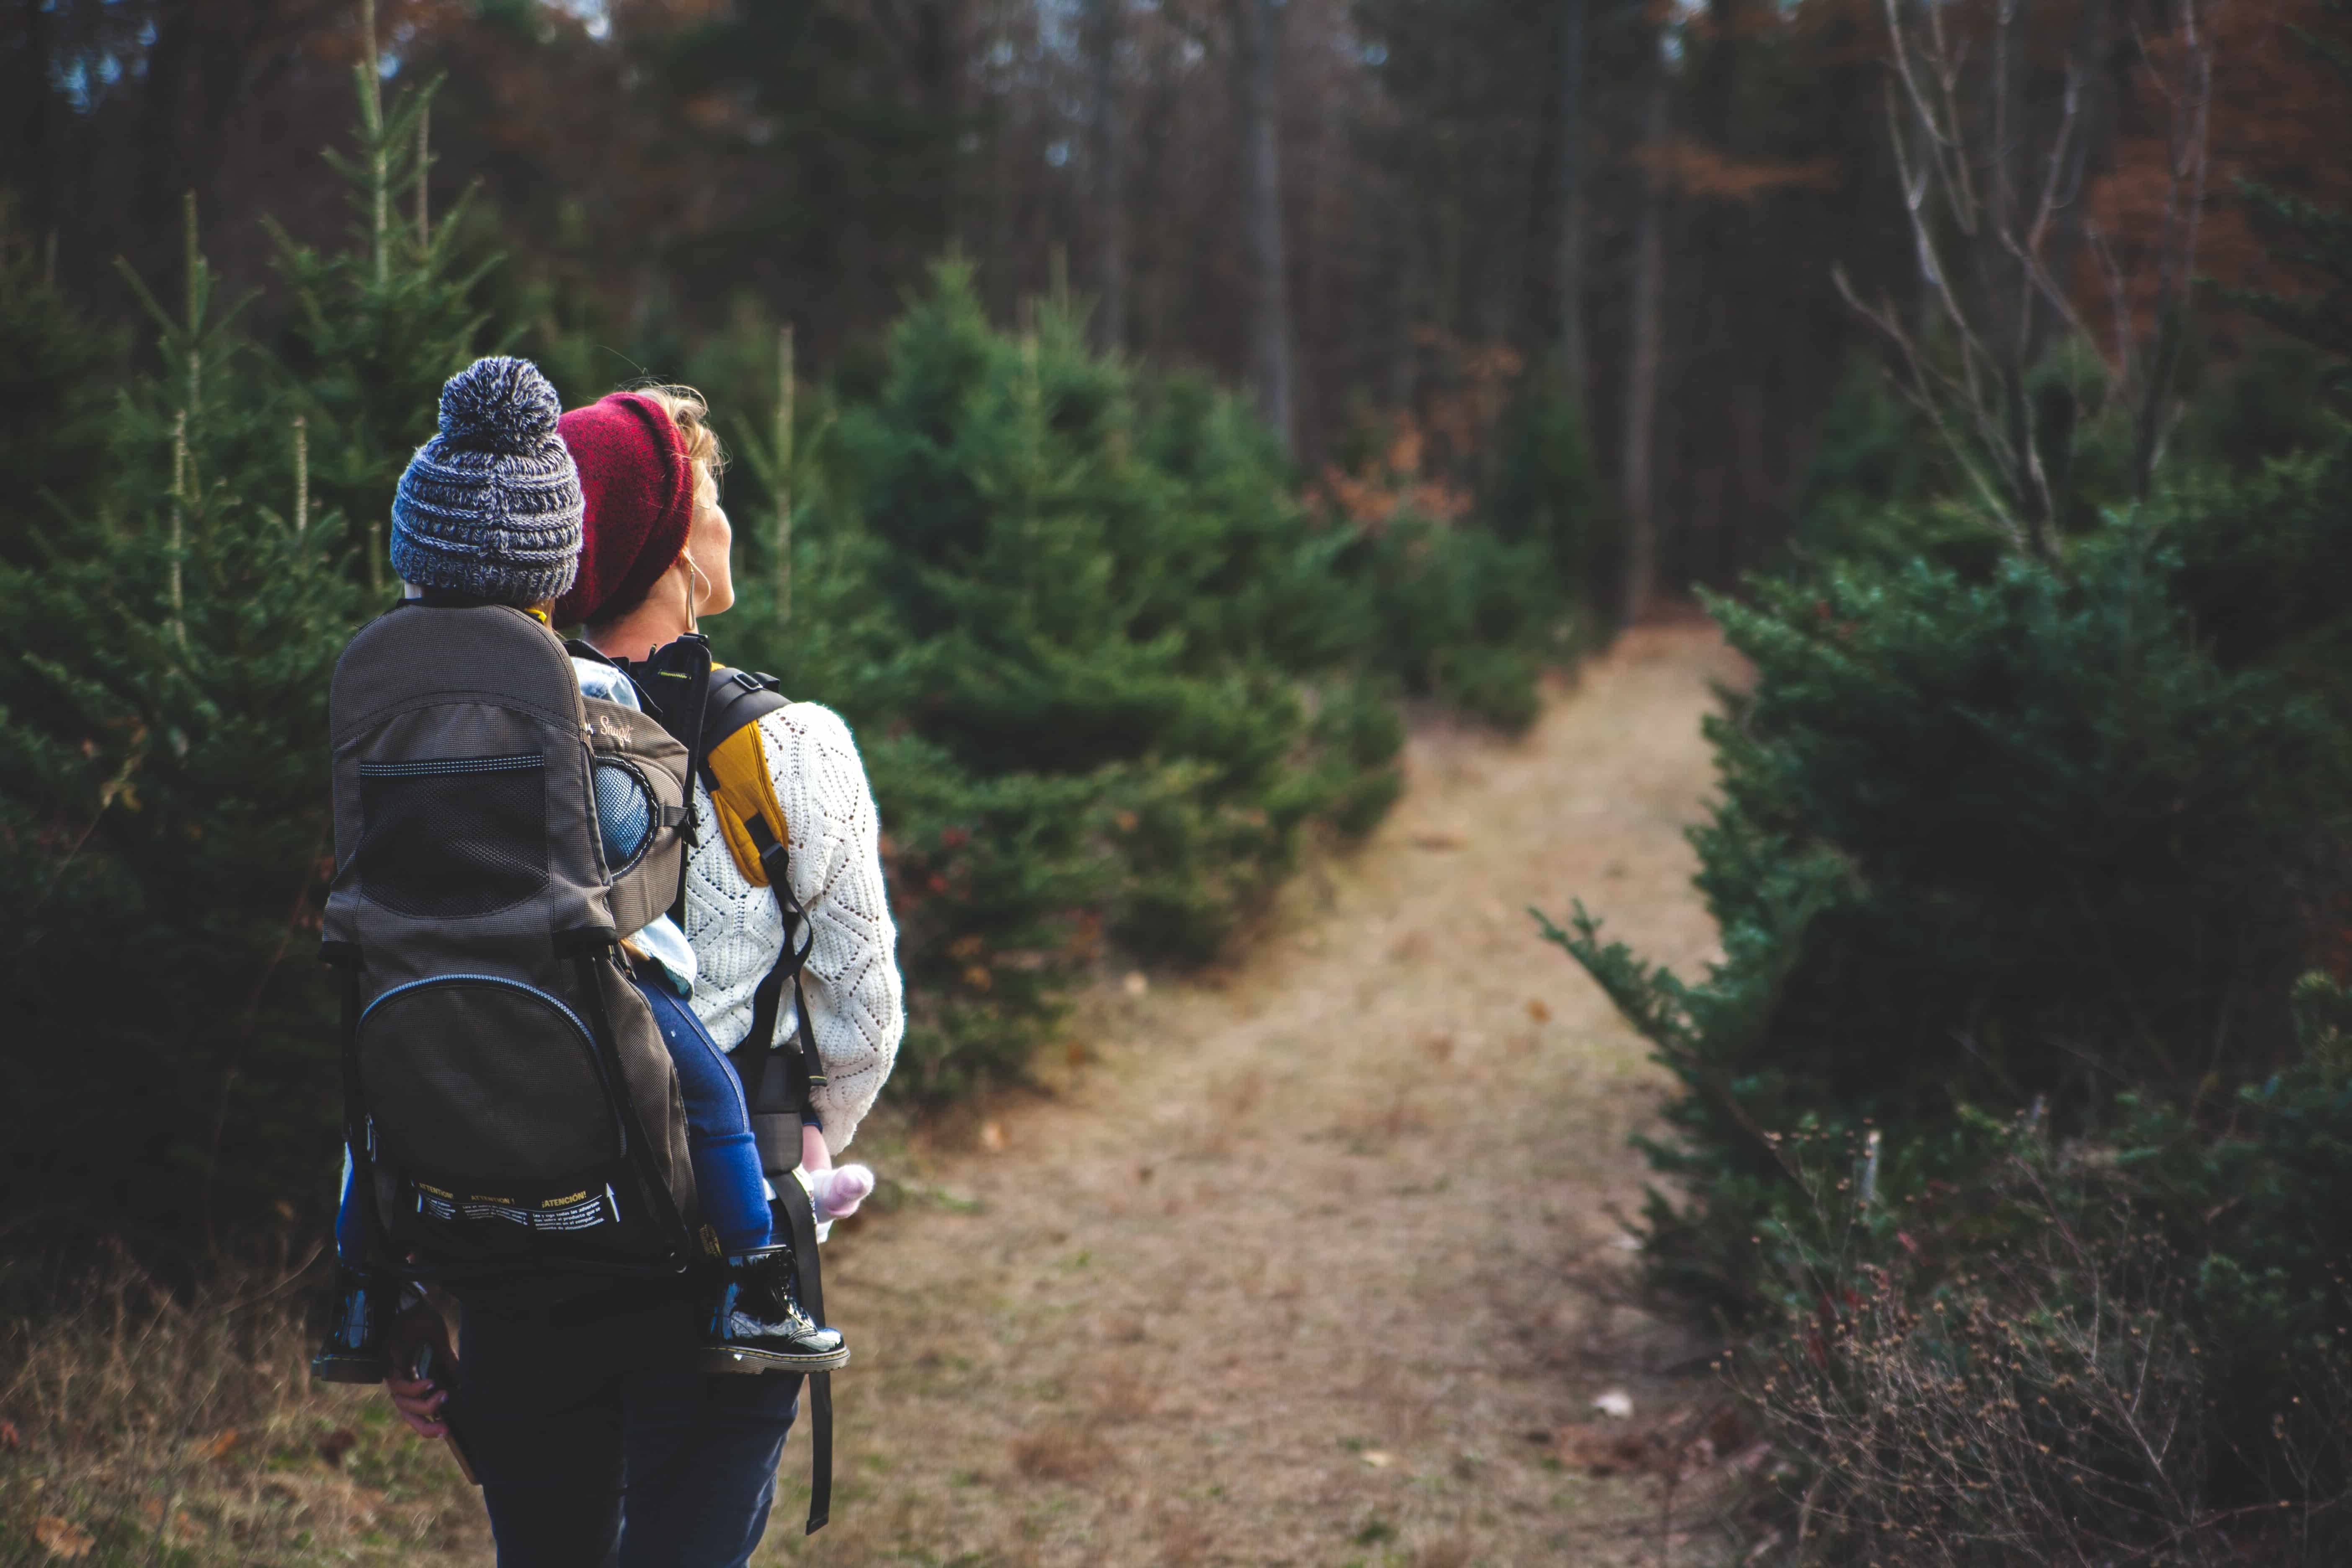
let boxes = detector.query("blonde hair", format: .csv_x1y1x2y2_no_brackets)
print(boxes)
629,383,725,523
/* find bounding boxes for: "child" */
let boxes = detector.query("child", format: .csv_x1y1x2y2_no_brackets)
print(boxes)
313,357,859,1383
570,652,877,1250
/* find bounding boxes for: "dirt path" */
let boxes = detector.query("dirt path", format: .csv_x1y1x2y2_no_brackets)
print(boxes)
776,626,1744,1568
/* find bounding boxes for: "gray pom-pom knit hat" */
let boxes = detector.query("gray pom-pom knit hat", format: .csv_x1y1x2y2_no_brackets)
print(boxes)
388,356,583,603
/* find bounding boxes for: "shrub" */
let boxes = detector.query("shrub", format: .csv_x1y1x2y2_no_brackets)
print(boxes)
1735,984,2352,1563
1545,466,2352,1313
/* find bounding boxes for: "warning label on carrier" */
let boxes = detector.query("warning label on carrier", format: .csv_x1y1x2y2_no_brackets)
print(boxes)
415,1182,609,1232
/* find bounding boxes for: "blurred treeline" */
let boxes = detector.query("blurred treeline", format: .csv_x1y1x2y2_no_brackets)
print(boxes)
6,0,1991,605
1542,0,2352,1557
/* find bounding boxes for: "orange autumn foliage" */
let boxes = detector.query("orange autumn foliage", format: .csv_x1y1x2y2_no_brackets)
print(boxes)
1319,328,1523,531
1635,140,1842,204
1321,412,1476,530
2086,0,2352,338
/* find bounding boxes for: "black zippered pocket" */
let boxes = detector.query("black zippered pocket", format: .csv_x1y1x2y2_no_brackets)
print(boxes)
358,973,624,1180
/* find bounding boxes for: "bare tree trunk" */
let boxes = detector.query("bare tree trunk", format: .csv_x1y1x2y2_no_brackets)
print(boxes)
1235,0,1296,458
1553,0,1589,415
1087,0,1127,352
1620,49,1671,623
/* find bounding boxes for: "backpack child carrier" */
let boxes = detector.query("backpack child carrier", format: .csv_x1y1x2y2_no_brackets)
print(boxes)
322,599,701,1285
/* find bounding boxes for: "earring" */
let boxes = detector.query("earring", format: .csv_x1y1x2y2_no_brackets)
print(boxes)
683,555,709,631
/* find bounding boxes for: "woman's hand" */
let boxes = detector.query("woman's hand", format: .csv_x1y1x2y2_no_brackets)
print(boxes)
384,1372,449,1439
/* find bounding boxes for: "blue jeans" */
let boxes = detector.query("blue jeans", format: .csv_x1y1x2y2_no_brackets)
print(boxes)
455,1287,802,1568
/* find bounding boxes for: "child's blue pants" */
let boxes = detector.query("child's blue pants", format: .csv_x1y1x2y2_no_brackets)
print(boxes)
635,977,774,1252
336,975,774,1264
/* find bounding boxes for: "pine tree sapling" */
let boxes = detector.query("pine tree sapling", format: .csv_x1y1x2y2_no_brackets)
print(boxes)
719,264,1415,1096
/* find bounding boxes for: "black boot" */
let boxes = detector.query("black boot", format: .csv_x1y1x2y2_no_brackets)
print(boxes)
311,1269,396,1384
701,1245,849,1375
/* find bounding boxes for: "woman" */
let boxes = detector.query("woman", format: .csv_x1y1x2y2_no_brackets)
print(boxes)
386,384,903,1568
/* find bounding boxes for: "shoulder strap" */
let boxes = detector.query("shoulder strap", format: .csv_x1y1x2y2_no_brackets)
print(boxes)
700,666,824,1126
702,665,792,756
697,668,794,887
699,665,837,1537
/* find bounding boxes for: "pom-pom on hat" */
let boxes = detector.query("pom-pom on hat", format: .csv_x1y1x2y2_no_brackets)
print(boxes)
389,356,583,604
552,392,696,628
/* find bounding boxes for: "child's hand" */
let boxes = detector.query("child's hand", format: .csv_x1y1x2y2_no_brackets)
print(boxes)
809,1164,874,1222
384,1373,448,1439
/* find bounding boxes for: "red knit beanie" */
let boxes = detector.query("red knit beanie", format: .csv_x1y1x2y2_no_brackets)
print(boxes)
552,392,695,627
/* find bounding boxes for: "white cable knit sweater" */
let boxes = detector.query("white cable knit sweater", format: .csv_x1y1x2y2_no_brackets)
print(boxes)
681,701,903,1154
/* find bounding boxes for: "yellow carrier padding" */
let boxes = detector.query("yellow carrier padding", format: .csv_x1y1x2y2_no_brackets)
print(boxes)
703,721,792,887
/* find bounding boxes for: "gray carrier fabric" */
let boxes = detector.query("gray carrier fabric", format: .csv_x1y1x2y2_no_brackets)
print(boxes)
323,602,702,1285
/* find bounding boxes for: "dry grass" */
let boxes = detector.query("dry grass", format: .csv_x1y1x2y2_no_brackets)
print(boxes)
1009,1422,1116,1483
0,1251,484,1566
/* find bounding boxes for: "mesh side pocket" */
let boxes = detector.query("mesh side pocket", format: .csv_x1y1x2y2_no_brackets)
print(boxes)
358,753,547,917
591,756,656,876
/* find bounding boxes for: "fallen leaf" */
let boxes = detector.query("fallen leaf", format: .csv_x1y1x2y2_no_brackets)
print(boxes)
1122,971,1149,997
32,1516,94,1560
317,1427,359,1468
980,1120,1006,1153
1525,998,1551,1023
0,1418,20,1450
139,1500,165,1527
1360,1449,1395,1468
1555,1403,1743,1481
1409,829,1467,851
1554,1423,1657,1478
1590,1389,1634,1420
189,1428,240,1462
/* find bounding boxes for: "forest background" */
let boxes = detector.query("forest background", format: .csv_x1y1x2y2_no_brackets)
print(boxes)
7,0,2352,1559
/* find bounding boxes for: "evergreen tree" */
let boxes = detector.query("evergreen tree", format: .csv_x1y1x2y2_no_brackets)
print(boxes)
271,58,490,580
0,64,490,1251
715,266,1410,1096
1542,505,2352,1310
